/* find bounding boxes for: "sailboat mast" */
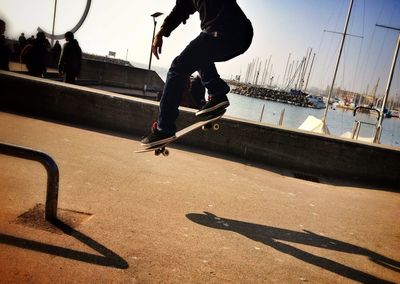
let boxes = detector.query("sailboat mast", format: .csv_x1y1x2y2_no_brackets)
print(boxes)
377,34,400,140
300,48,312,91
322,0,354,128
282,53,291,89
304,53,316,92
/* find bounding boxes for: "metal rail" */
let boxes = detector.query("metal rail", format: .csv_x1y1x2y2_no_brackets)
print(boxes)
351,106,380,141
0,142,59,221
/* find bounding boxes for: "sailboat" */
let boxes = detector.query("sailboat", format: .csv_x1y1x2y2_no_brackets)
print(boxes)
299,0,355,134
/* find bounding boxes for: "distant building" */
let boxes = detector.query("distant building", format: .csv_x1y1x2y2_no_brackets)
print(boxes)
83,53,133,67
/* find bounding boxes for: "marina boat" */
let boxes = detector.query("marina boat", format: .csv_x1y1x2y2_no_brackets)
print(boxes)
386,109,400,118
306,94,326,109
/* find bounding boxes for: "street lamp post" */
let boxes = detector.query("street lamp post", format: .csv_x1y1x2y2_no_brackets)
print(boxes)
148,12,163,70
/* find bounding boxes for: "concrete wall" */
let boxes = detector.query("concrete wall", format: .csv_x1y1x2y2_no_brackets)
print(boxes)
1,71,399,189
79,59,165,92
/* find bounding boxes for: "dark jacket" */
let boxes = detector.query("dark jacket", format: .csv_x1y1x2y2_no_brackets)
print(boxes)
162,0,252,37
59,39,82,75
0,35,11,71
24,39,47,76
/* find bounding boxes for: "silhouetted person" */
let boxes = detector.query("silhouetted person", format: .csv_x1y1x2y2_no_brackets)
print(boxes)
59,31,82,84
0,19,11,71
18,33,26,49
22,32,48,77
51,40,61,68
44,38,51,52
27,35,34,44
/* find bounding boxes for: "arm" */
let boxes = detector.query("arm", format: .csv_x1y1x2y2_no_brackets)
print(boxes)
161,0,196,37
152,0,196,59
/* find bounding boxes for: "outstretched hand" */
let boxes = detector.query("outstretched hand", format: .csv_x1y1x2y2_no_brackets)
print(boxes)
152,35,163,60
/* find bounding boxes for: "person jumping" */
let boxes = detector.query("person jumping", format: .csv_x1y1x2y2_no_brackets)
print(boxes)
141,0,253,147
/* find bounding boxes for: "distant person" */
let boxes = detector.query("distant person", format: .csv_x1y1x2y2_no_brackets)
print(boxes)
157,75,205,108
140,0,253,147
22,32,48,77
18,32,27,49
0,19,11,71
51,40,61,67
27,35,35,44
44,37,51,50
58,31,82,84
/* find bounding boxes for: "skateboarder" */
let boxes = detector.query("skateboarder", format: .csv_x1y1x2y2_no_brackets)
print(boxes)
141,0,253,147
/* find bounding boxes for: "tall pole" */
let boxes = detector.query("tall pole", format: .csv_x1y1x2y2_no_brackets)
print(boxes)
374,24,400,142
51,0,58,47
304,53,316,92
148,17,157,70
282,53,291,89
261,59,268,86
301,48,312,91
322,0,354,131
286,61,293,88
263,55,271,86
377,34,400,141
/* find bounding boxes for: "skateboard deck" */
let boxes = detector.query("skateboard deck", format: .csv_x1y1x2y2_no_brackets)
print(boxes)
135,110,226,156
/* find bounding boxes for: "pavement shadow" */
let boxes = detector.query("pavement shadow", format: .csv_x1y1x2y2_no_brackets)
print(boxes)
0,219,128,269
187,212,399,283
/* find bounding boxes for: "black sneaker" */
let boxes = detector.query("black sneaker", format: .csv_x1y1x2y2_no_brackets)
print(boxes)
196,95,230,117
140,122,176,148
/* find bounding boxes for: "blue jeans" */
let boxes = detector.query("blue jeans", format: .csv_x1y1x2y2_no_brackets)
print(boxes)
158,25,253,134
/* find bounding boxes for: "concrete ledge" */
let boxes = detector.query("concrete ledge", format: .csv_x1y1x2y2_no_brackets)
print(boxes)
79,59,165,92
1,71,399,189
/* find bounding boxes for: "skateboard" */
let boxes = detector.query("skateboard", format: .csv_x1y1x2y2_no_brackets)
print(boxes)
135,110,226,156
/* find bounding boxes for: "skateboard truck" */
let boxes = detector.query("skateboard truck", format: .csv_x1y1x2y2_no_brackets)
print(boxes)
202,121,220,131
154,146,170,156
153,120,219,157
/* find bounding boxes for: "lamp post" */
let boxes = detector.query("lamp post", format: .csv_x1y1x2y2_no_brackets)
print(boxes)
148,12,163,70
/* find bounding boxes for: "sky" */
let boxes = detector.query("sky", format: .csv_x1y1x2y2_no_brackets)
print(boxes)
0,0,399,99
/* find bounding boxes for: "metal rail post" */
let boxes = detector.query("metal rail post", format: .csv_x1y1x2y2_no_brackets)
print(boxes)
0,143,59,221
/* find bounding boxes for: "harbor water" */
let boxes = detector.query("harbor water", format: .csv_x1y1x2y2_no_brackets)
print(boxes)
225,92,400,148
153,67,399,148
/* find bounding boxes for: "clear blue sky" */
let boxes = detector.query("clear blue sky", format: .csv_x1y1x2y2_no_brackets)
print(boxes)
0,0,399,98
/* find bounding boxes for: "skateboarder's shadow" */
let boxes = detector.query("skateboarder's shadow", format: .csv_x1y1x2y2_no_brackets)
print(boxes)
186,212,399,283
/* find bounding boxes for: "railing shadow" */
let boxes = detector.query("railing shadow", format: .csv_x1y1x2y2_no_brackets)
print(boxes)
187,212,399,283
0,219,128,269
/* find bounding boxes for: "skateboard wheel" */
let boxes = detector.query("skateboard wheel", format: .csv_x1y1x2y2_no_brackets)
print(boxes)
212,123,220,131
155,147,165,156
162,149,170,156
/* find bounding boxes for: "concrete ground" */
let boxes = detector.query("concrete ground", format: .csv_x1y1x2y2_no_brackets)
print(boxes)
0,111,399,283
9,62,58,73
